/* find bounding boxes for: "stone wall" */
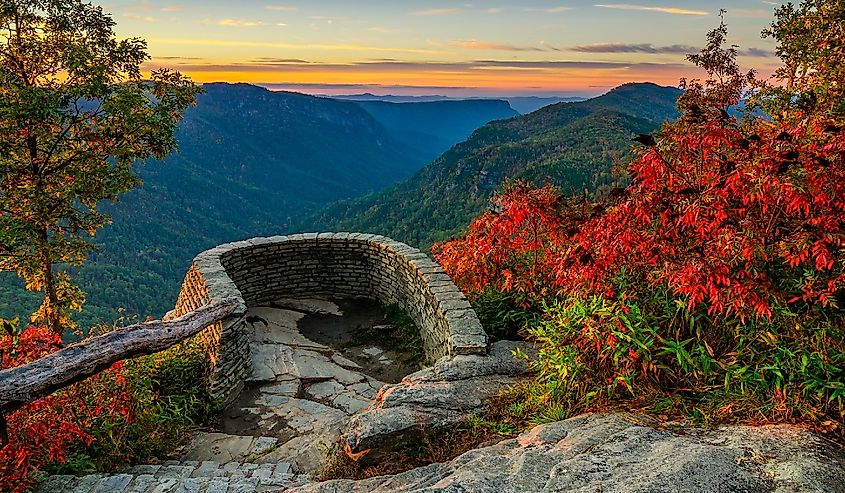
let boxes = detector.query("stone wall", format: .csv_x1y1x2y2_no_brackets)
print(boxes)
172,233,488,403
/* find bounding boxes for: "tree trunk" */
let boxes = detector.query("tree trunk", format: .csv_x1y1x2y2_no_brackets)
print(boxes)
0,298,238,416
38,227,61,335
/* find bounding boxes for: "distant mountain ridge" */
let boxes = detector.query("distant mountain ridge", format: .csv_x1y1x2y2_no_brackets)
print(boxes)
332,94,586,114
347,99,518,162
304,83,683,248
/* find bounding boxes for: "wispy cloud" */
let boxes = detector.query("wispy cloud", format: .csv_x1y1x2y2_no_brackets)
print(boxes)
265,5,298,11
153,56,204,60
249,57,312,64
569,42,774,57
149,38,449,55
216,19,265,27
412,8,462,16
124,12,157,22
741,47,774,57
570,43,697,54
456,40,548,52
594,4,709,15
157,58,687,74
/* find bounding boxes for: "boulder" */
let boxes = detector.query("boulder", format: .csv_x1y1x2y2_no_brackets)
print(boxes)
339,341,534,464
289,413,845,493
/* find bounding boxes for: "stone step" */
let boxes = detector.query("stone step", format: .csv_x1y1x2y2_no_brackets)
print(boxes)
36,461,310,493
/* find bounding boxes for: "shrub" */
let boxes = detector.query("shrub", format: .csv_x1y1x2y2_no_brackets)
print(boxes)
436,4,845,431
0,327,131,493
82,339,217,470
469,289,538,341
0,327,217,492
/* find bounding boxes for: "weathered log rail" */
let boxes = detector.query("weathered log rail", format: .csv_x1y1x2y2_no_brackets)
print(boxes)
0,298,238,445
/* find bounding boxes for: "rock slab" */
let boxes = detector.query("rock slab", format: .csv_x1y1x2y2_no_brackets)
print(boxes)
291,412,845,493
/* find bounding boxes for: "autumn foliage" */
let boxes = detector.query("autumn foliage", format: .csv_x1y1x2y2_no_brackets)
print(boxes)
0,328,133,493
0,324,216,492
435,7,845,426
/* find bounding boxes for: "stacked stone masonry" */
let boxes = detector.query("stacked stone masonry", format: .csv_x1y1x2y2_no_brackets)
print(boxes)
172,233,489,403
38,461,309,493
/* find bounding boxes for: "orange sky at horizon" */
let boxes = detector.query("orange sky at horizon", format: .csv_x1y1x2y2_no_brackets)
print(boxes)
116,1,785,97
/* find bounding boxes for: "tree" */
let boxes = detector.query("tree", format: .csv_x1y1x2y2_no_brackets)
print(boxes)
0,0,201,334
757,0,845,116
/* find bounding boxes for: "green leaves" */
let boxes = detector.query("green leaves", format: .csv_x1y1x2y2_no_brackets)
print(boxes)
0,0,201,333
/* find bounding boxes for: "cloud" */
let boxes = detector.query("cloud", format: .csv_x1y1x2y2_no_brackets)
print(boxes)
456,40,547,51
570,43,698,54
260,82,474,92
149,38,449,55
216,19,264,27
569,42,774,58
741,47,774,57
158,58,687,74
594,4,709,15
265,5,298,11
124,12,157,22
471,60,686,70
153,56,204,60
484,7,503,13
412,8,461,16
249,57,312,64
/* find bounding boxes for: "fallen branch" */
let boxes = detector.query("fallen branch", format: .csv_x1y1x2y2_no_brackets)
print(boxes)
0,298,238,416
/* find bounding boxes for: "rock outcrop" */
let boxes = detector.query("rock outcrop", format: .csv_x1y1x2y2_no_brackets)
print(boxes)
340,341,535,464
293,413,845,493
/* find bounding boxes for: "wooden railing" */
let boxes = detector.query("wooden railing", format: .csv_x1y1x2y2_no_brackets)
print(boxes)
0,298,238,446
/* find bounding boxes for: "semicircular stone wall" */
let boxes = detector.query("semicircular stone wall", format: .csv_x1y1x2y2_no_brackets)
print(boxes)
170,233,489,403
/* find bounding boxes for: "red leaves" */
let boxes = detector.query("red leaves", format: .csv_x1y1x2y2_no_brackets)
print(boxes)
437,111,845,321
433,182,571,304
0,328,135,493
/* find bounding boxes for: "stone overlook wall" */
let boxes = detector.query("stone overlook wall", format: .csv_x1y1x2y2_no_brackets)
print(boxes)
171,233,488,403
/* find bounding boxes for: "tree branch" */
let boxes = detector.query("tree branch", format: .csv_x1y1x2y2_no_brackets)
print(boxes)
0,298,239,415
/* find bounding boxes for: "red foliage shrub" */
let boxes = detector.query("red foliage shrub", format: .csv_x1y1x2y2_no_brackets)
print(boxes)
0,328,133,493
433,182,571,304
435,9,845,424
559,114,845,319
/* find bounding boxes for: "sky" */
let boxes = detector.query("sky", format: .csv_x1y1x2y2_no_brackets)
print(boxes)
104,1,787,98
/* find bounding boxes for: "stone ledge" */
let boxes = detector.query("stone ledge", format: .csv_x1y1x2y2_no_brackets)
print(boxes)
172,233,489,404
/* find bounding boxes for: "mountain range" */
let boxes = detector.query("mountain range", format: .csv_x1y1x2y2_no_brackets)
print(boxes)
303,83,682,248
333,93,586,114
1,82,682,329
345,99,517,163
0,83,518,327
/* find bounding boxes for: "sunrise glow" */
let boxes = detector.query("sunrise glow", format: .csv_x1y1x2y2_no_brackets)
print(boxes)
110,0,785,97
